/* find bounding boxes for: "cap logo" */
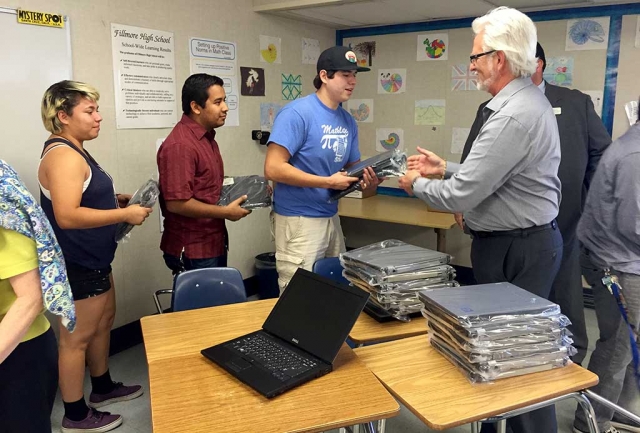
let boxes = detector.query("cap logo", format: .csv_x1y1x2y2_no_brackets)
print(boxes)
345,51,357,63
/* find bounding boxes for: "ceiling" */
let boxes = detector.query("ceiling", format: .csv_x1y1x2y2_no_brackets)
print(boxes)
253,0,638,29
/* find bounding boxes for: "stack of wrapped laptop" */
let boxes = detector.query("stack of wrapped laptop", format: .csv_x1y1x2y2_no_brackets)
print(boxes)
340,240,458,321
419,282,576,383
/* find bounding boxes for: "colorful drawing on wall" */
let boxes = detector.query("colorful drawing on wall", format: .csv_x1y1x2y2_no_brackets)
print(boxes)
351,41,376,67
376,128,404,152
240,67,265,96
302,38,320,65
565,17,609,51
260,102,283,131
417,33,448,61
347,99,373,123
281,74,302,100
260,35,281,63
378,69,406,94
451,64,478,91
415,100,445,126
543,57,574,87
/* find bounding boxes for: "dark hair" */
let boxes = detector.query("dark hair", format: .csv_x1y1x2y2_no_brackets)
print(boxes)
181,74,224,115
535,42,546,73
313,70,337,90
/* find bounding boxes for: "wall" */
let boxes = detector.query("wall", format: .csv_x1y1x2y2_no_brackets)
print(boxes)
2,0,335,326
612,14,640,138
339,7,638,268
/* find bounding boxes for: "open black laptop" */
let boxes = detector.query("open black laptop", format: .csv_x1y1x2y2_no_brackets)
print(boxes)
201,268,369,398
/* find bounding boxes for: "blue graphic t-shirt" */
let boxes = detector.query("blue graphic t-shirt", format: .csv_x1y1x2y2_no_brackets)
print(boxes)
270,94,361,217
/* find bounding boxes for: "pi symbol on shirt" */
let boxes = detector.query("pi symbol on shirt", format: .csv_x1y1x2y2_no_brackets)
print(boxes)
320,134,348,163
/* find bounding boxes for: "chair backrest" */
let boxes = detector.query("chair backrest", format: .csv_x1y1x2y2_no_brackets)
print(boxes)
171,267,247,312
312,257,349,285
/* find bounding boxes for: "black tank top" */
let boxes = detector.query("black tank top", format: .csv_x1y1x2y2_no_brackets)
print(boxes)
40,138,118,269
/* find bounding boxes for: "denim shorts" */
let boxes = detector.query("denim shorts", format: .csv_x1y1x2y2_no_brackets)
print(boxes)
66,262,112,300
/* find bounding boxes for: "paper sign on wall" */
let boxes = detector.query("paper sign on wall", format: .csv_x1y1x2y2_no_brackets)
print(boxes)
347,99,373,123
378,69,406,94
17,9,64,28
190,38,239,126
417,33,448,61
111,23,177,129
376,128,404,152
565,17,609,51
451,128,470,154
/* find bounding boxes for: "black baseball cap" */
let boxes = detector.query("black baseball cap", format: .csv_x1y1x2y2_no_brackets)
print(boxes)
316,46,371,74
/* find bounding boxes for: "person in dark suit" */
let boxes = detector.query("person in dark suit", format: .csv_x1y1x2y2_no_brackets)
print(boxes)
458,42,611,365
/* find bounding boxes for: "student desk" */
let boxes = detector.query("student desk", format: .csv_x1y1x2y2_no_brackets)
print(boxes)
355,336,600,433
349,312,428,347
338,195,457,252
140,300,400,433
142,298,427,361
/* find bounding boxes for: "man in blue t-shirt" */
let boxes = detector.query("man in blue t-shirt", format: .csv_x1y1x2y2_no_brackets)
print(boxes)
264,45,379,292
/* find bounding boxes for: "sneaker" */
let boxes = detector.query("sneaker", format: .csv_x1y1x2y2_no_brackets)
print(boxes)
612,418,640,433
88,382,144,408
573,427,620,433
61,408,123,433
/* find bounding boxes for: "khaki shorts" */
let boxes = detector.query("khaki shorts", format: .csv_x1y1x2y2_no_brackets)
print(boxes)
272,212,346,293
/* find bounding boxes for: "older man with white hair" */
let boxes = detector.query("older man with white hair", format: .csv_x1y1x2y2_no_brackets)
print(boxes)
399,7,563,433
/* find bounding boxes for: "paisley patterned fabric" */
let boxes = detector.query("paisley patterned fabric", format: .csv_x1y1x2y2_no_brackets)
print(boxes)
0,160,76,331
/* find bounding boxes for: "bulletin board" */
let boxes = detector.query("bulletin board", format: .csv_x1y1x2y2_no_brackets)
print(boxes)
338,4,640,162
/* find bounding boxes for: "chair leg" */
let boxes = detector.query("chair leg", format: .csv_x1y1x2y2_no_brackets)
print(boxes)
153,289,173,314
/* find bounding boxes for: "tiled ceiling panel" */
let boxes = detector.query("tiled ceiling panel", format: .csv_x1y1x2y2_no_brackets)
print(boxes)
377,0,494,20
257,0,638,29
291,2,431,26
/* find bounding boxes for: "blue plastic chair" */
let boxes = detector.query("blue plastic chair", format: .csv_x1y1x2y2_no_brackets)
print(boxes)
312,257,349,286
312,257,360,349
153,267,247,313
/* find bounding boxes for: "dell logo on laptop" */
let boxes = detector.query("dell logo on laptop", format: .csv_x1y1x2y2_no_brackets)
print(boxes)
292,338,299,344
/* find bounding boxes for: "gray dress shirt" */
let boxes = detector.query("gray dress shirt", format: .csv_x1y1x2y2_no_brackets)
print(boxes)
413,77,561,232
577,123,640,275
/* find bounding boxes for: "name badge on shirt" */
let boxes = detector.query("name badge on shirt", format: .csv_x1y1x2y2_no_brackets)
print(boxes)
222,177,234,186
553,107,562,115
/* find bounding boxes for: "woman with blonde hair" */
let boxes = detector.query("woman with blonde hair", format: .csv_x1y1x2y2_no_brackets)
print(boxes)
38,80,152,432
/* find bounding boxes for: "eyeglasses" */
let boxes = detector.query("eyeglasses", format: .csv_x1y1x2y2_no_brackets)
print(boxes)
469,50,496,65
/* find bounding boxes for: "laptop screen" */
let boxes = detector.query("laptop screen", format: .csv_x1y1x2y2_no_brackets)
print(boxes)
262,268,369,364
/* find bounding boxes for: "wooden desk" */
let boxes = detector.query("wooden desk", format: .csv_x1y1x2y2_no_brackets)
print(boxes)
141,300,400,433
338,195,456,252
349,312,428,346
141,298,427,358
355,336,599,431
141,299,278,363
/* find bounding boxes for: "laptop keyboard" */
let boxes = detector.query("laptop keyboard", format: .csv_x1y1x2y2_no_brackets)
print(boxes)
230,334,318,381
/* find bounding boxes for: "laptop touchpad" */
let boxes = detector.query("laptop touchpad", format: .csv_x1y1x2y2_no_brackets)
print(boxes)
227,357,252,372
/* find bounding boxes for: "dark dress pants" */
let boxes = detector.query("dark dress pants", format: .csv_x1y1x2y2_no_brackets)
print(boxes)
473,224,563,433
549,237,588,365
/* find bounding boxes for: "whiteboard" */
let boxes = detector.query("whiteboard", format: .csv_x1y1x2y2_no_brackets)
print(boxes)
0,7,72,197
